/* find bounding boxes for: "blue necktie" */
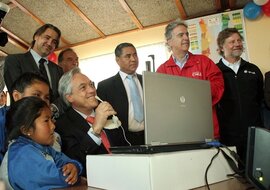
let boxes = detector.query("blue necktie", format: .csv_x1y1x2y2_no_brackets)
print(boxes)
127,75,144,122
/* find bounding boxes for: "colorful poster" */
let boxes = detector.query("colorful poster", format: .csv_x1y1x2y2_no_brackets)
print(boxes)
186,10,248,63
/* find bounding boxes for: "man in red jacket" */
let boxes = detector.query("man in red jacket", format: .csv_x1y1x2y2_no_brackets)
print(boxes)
157,19,224,139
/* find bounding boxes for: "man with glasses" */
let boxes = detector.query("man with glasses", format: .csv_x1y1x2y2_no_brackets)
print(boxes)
4,24,63,102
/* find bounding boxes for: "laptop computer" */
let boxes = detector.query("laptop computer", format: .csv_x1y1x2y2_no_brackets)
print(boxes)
110,71,214,154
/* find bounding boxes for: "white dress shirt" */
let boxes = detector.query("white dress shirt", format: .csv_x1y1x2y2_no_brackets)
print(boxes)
119,71,144,132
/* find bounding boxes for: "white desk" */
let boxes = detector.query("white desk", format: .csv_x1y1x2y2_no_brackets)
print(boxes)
86,147,237,190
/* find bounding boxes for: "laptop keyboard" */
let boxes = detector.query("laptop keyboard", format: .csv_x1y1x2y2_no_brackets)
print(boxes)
110,143,212,154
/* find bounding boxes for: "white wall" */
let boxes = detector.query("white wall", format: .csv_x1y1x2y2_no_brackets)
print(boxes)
79,42,168,84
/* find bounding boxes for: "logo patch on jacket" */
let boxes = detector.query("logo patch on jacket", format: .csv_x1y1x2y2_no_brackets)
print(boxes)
192,71,202,77
244,70,256,75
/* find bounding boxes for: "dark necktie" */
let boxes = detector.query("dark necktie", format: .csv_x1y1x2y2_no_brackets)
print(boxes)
86,116,111,154
39,58,49,82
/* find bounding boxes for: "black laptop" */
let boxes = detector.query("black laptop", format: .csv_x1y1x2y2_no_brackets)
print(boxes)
110,142,212,154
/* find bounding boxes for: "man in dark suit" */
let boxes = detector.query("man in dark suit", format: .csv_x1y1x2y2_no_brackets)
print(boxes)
4,24,63,102
97,42,145,145
55,67,127,176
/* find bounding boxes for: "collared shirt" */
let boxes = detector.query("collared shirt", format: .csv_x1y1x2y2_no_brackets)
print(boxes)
173,53,189,69
119,71,144,132
30,49,52,87
73,108,102,145
222,57,241,74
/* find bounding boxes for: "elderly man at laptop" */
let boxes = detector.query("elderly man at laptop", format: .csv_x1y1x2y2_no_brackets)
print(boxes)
55,67,127,176
157,19,224,139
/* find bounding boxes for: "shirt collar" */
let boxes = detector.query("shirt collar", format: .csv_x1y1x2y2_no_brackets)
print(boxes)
222,57,241,67
73,108,95,119
119,70,137,80
172,53,189,63
30,49,48,65
172,53,189,68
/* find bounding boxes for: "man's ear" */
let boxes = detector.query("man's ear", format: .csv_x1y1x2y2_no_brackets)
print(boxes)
116,57,123,69
66,94,73,104
34,34,39,41
12,90,23,102
115,56,120,65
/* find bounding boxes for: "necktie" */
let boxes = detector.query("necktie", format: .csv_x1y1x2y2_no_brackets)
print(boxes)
127,75,144,122
86,116,111,154
39,58,49,81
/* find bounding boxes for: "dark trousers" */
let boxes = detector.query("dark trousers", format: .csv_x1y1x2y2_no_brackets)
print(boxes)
126,130,145,145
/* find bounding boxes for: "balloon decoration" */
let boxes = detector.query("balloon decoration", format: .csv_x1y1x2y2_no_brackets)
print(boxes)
253,0,269,6
48,52,57,63
262,0,270,16
243,0,270,19
244,2,262,20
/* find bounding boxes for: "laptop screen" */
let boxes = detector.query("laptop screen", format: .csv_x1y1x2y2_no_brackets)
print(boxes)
143,71,213,145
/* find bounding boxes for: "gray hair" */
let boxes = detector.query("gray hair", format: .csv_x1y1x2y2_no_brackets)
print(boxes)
164,19,188,51
164,19,187,41
58,67,81,106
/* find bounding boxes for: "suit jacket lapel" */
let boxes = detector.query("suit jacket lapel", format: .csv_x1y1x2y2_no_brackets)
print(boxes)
24,51,40,71
67,108,90,133
138,74,143,87
114,73,128,99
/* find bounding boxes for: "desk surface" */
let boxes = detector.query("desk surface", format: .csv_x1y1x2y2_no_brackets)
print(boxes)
57,177,254,190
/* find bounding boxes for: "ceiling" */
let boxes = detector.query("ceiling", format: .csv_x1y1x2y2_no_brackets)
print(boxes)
0,0,250,56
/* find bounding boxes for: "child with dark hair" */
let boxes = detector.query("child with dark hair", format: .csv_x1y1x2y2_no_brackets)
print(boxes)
10,72,61,151
1,72,62,164
0,97,82,189
10,72,51,104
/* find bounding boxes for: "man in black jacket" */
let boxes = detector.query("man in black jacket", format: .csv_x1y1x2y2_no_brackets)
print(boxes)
216,28,264,164
56,67,127,176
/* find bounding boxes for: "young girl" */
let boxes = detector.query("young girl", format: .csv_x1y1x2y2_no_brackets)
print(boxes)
0,97,82,189
10,72,61,152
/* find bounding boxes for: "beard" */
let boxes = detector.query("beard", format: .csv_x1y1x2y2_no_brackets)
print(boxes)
231,49,243,58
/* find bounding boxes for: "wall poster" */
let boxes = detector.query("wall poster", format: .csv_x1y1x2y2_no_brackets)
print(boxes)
186,9,248,63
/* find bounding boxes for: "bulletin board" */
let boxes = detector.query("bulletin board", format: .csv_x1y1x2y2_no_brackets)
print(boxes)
186,9,248,63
